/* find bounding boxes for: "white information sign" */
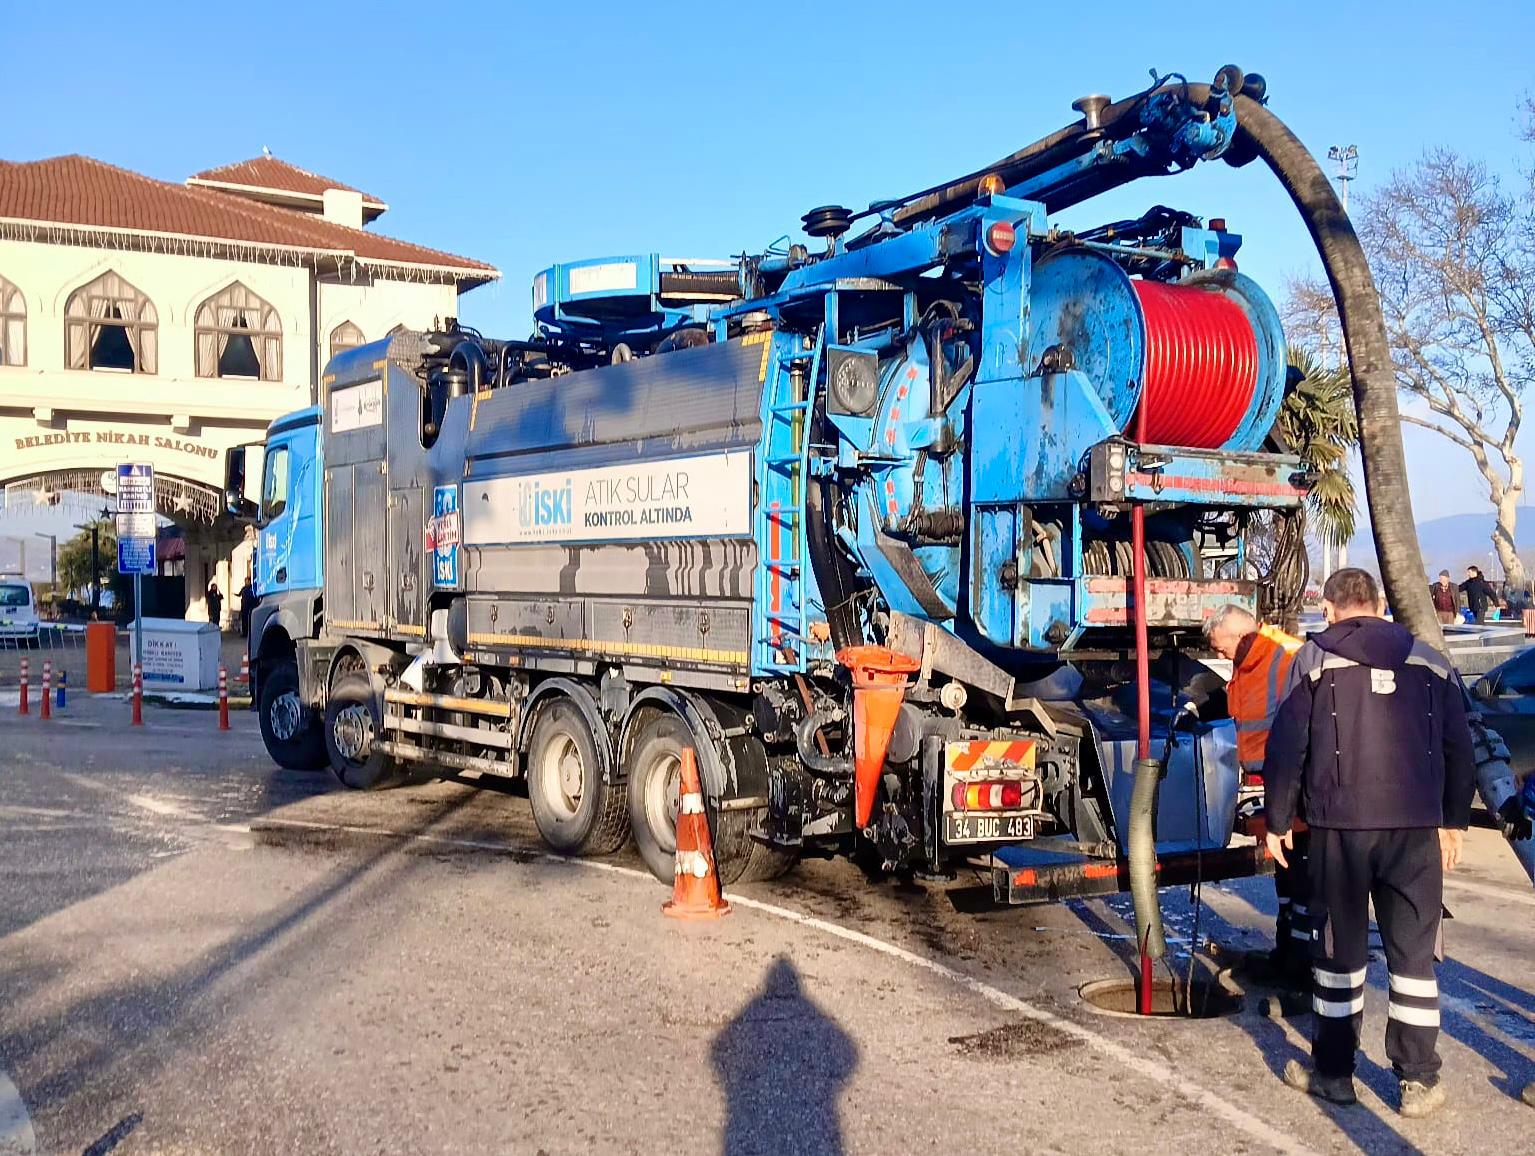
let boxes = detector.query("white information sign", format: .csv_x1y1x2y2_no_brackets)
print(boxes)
463,451,751,545
330,379,384,433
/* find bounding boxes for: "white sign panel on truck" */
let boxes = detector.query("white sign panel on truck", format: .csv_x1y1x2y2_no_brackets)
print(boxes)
462,451,752,545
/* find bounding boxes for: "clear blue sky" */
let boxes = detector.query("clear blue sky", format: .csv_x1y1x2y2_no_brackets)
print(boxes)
8,0,1535,526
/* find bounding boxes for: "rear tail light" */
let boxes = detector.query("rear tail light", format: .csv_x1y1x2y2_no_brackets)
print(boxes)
951,780,1026,811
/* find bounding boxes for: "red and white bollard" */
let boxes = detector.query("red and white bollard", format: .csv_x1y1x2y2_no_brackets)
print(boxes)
18,656,29,715
131,662,144,727
39,660,51,721
218,664,230,731
239,652,250,693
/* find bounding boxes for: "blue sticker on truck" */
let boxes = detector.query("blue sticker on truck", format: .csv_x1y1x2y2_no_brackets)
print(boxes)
429,484,461,589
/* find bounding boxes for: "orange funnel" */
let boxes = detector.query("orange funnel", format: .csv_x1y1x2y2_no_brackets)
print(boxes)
838,646,920,830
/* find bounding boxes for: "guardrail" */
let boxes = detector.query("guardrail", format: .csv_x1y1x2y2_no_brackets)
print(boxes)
0,623,89,652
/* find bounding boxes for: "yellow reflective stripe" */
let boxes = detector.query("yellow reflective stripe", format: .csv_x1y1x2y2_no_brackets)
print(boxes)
328,619,382,632
465,631,748,666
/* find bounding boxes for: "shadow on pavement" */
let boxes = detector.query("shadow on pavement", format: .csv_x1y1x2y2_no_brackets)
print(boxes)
711,956,858,1156
0,790,478,1142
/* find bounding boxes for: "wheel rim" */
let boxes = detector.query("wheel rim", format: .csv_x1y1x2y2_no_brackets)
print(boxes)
332,703,374,763
270,690,302,742
642,749,681,856
538,730,585,819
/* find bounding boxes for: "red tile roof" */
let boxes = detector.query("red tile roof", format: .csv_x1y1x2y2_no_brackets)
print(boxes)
0,155,496,281
188,156,385,205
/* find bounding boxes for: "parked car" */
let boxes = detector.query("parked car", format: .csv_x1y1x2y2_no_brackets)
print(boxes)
0,578,40,644
1470,647,1535,776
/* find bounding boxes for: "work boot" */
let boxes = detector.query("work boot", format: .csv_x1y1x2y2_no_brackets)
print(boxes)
1283,1059,1357,1105
1399,1079,1446,1119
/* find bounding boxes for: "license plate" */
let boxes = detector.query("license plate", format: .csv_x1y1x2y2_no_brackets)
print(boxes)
945,812,1034,844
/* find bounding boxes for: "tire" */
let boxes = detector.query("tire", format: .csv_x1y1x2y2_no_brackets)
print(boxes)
323,670,402,790
526,698,629,855
625,711,797,886
257,659,328,770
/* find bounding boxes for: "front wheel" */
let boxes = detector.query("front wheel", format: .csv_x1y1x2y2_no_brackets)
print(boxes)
257,659,327,770
526,698,629,856
324,670,402,790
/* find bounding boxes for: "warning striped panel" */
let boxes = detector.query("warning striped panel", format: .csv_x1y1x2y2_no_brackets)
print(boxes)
946,738,1038,773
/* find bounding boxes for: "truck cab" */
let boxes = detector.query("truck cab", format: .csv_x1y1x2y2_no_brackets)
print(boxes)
226,405,327,768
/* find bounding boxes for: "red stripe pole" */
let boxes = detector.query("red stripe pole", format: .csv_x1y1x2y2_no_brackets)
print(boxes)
1133,405,1155,1018
239,652,250,691
131,662,143,726
218,664,230,731
18,656,28,715
39,660,51,721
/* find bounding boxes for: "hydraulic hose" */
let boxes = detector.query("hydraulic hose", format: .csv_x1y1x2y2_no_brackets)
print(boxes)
1129,756,1168,962
795,709,853,778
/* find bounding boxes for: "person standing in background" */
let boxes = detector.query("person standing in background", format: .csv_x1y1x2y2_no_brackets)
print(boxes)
1460,565,1497,622
206,582,223,631
1429,571,1458,626
239,578,258,638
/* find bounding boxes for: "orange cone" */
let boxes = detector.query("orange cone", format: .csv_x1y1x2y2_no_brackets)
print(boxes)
838,646,920,830
663,747,731,920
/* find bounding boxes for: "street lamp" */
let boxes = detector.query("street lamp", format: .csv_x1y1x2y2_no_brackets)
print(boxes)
1327,144,1359,213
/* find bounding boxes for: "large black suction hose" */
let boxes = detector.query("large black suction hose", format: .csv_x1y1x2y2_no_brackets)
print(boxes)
1221,91,1441,646
1128,757,1167,960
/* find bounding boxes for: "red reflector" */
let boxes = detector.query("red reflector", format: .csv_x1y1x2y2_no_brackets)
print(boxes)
985,220,1016,255
1215,256,1238,269
952,779,1026,811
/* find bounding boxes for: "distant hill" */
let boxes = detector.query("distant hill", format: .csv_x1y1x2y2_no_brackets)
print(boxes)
1344,511,1535,581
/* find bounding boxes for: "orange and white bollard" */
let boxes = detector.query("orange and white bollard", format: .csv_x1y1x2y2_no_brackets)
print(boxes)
131,662,144,726
39,660,51,721
218,664,230,731
239,652,250,692
18,656,28,715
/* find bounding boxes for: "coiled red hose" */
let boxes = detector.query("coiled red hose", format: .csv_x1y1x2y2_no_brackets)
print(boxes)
1131,281,1259,449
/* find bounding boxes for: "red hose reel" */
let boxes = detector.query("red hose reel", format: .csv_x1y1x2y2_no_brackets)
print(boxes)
1131,280,1259,449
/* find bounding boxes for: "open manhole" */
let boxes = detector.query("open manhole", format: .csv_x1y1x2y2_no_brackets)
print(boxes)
1079,975,1242,1020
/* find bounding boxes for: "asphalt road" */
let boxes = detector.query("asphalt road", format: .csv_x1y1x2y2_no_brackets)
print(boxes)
2,692,1533,1155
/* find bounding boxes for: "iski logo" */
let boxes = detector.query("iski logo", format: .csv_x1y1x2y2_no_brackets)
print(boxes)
520,478,572,528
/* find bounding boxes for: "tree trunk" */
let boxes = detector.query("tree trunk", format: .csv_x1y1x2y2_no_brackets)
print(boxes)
1494,484,1528,590
1231,95,1443,648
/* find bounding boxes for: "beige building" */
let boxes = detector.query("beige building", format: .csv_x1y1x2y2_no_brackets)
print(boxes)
0,153,498,622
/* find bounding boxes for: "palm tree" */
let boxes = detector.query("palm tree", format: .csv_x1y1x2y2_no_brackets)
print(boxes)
1278,348,1359,550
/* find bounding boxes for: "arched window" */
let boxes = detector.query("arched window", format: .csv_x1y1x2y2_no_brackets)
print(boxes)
66,271,157,373
0,276,23,367
194,282,281,381
329,320,365,360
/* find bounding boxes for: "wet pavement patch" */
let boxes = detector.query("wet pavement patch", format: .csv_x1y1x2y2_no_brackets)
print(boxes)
1079,976,1242,1019
947,1020,1082,1059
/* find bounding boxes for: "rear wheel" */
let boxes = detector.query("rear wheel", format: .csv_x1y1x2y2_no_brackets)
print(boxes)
625,710,797,886
526,698,629,855
257,659,327,770
324,669,402,790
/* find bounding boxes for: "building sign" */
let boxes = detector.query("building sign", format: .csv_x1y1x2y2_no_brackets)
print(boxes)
428,484,461,588
11,429,218,460
330,379,384,433
462,451,751,545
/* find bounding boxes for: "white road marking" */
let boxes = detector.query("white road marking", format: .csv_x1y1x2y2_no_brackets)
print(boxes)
249,817,1314,1156
0,1069,35,1156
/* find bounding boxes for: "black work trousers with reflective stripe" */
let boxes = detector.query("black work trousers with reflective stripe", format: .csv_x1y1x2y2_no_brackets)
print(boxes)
1272,826,1313,980
1308,827,1443,1083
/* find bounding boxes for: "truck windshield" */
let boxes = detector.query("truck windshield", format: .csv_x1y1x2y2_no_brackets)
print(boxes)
262,445,289,521
0,584,30,607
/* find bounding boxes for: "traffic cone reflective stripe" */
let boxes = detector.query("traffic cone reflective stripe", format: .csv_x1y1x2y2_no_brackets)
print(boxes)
662,746,731,920
131,662,143,727
40,661,51,721
19,657,28,715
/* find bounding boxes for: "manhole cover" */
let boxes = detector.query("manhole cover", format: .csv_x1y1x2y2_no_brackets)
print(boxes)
1079,975,1242,1020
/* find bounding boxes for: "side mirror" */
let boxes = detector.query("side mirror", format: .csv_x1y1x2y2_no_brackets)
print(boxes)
224,446,258,520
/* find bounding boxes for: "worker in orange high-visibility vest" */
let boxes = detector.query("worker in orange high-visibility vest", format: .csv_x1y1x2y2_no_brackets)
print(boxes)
1206,604,1307,986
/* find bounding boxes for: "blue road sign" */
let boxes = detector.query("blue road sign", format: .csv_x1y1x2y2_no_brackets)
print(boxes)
117,537,155,575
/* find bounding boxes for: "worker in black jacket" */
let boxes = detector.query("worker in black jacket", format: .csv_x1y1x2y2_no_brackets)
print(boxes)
1262,568,1475,1119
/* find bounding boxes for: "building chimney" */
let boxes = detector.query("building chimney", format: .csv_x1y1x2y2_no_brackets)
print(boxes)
322,188,365,230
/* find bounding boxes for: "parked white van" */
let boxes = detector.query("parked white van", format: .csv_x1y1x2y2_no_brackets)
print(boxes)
0,576,39,643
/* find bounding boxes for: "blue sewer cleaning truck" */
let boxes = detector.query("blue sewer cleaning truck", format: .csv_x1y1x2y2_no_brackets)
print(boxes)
228,66,1322,897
